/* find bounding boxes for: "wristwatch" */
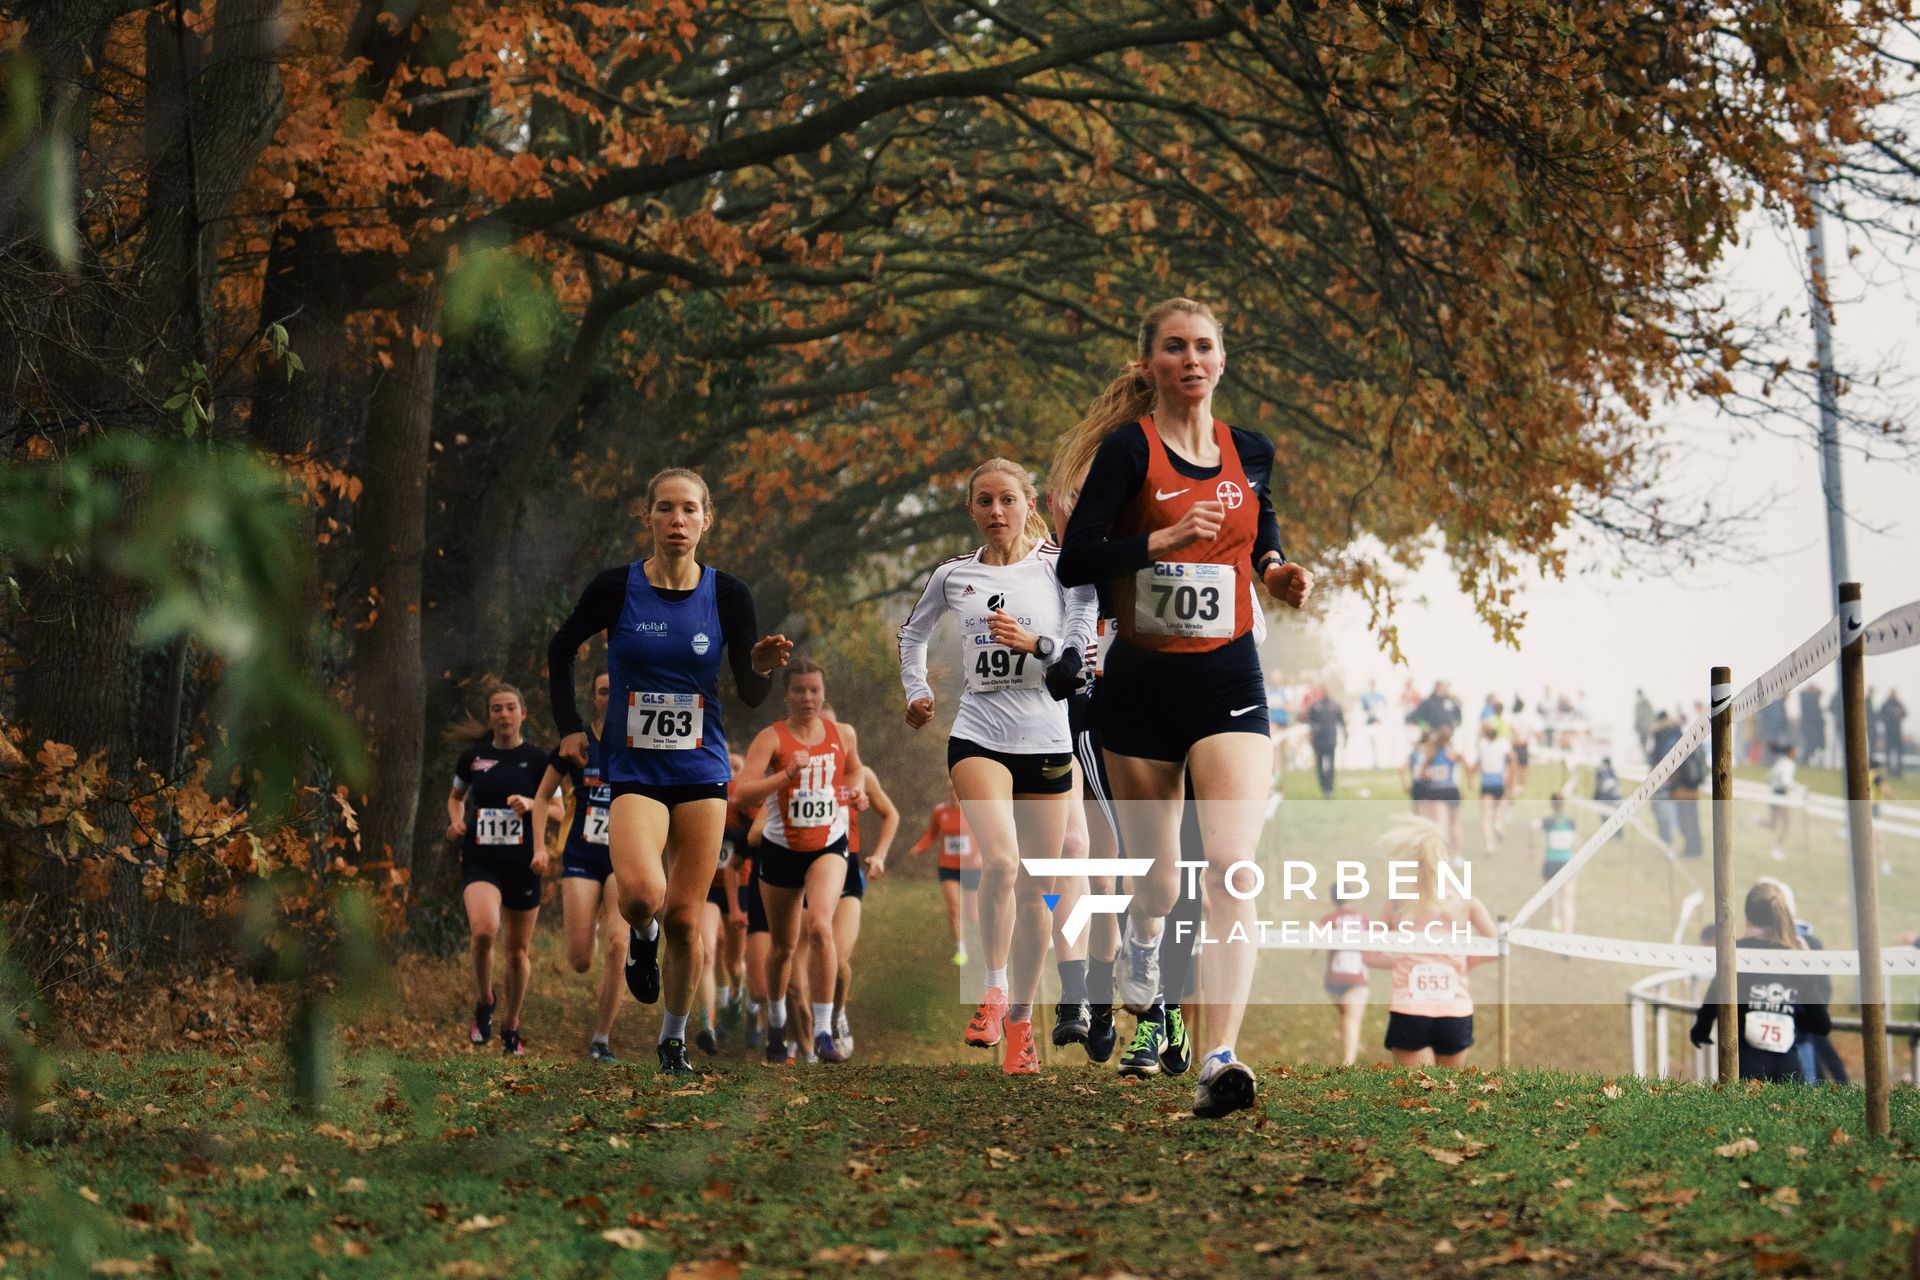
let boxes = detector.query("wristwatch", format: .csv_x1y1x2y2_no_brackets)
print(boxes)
1034,635,1057,661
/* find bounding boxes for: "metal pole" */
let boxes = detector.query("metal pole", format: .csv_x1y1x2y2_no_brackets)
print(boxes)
1655,1002,1670,1080
1496,915,1510,1068
1838,583,1889,1136
1711,666,1737,1085
1807,209,1851,599
1629,996,1647,1079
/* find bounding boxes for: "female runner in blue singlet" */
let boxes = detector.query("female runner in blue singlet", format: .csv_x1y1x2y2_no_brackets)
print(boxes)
546,468,791,1074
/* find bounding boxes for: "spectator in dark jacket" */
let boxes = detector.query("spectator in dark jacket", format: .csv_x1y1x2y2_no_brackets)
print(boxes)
1798,684,1826,768
1305,692,1346,799
1409,681,1462,734
1882,690,1908,779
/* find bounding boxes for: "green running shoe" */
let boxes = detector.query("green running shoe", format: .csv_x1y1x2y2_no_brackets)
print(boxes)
1159,1004,1191,1076
1116,1011,1166,1077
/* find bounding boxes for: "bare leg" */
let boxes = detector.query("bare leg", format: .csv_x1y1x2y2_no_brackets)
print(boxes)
833,893,862,1014
463,881,502,1007
1187,733,1273,1056
591,880,626,1044
953,758,1020,975
497,906,539,1030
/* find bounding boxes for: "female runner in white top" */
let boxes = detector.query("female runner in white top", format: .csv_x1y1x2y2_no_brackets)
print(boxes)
898,458,1097,1073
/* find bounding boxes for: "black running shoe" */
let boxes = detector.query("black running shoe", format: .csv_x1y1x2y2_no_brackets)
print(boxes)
1051,1000,1091,1046
694,1026,719,1056
1160,1004,1192,1076
625,923,660,1004
470,995,495,1045
657,1037,694,1075
1085,1005,1118,1063
588,1040,616,1063
1116,1011,1165,1077
764,1037,791,1067
500,1026,524,1057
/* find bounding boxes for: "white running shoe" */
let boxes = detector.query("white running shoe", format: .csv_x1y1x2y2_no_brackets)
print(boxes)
1117,915,1162,1016
834,1008,854,1060
1193,1048,1257,1119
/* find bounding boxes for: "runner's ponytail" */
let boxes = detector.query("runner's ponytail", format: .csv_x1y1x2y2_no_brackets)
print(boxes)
1050,297,1222,510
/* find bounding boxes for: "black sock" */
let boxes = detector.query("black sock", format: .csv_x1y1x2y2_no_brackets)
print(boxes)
1057,959,1089,1004
1089,957,1115,1008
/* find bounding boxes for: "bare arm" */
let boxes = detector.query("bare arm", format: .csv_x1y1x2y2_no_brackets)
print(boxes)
731,727,791,809
861,766,900,872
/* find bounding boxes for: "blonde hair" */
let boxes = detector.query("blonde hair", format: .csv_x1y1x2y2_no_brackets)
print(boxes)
486,684,523,711
645,467,712,515
1050,297,1223,506
1745,880,1805,949
969,457,1050,560
1374,816,1458,921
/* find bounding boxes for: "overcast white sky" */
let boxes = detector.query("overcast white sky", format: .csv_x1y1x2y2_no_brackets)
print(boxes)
1272,210,1920,750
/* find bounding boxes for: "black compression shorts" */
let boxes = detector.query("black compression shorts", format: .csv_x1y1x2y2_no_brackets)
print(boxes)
1095,633,1267,763
947,737,1074,796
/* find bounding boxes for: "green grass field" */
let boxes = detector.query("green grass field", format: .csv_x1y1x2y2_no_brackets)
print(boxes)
10,764,1918,1277
13,1052,1920,1278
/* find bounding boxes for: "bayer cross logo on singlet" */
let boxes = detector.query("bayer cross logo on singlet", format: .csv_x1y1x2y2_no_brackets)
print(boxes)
1216,480,1244,510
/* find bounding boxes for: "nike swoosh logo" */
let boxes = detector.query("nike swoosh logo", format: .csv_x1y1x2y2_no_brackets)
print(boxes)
1154,487,1190,500
1230,705,1262,718
1041,762,1073,778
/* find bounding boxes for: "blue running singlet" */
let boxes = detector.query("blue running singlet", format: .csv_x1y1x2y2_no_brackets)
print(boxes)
605,564,732,786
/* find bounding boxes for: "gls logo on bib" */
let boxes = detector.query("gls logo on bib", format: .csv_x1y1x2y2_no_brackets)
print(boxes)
691,632,711,656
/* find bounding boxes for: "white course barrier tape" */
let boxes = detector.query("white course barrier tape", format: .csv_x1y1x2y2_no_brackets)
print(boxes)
1865,599,1920,655
1508,710,1709,929
1510,596,1920,931
1506,929,1920,976
1728,614,1840,723
1253,928,1920,975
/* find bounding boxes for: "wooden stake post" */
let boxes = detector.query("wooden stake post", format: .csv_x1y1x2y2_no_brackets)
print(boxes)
1838,583,1890,1137
1711,665,1736,1085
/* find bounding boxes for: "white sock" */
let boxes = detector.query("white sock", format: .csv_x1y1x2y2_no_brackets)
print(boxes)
748,999,764,1018
985,966,1008,992
768,999,787,1031
641,918,659,941
590,1034,609,1048
1207,1044,1235,1066
718,985,733,1006
659,1013,688,1042
812,1002,834,1032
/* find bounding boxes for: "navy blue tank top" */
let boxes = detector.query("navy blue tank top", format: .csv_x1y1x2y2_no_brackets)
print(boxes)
550,730,612,857
606,563,731,786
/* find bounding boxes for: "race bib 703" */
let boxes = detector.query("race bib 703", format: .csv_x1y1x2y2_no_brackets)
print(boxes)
1134,562,1234,639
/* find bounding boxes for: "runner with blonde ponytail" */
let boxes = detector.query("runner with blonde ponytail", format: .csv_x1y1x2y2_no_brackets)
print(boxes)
898,458,1097,1074
1057,298,1314,1118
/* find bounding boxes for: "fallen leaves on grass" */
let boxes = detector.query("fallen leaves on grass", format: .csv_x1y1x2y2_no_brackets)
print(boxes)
1016,1249,1088,1268
455,1214,503,1232
600,1228,648,1250
1715,1138,1759,1159
1601,1080,1622,1100
1464,1238,1575,1271
811,1244,889,1264
666,1261,741,1280
90,1260,157,1276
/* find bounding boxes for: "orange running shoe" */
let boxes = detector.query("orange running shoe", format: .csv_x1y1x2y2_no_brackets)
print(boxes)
965,988,1008,1048
1002,1018,1039,1075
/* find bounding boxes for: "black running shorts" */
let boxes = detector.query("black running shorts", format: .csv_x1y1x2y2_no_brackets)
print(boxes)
947,737,1074,796
1095,633,1267,763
